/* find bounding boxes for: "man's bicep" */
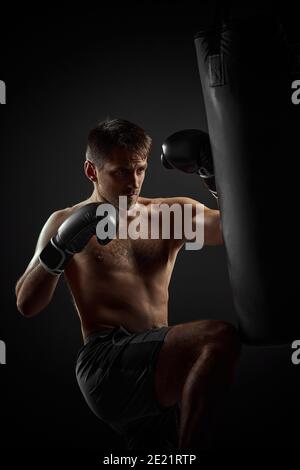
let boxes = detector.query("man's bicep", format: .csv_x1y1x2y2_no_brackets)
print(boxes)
25,210,67,274
15,210,68,298
204,207,223,246
170,197,205,248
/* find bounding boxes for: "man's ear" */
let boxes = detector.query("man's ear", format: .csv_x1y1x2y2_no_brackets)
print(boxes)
84,160,97,182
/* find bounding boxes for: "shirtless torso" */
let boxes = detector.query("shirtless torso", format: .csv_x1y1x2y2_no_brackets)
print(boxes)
61,196,182,339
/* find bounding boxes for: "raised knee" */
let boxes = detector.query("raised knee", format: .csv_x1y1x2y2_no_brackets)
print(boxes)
210,321,241,358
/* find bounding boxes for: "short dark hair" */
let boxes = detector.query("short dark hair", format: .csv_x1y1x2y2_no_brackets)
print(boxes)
86,118,152,167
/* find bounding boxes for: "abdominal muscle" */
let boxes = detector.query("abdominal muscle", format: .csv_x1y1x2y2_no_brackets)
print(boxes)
64,236,174,340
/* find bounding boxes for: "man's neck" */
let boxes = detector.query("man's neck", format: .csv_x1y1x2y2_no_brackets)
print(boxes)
88,189,104,203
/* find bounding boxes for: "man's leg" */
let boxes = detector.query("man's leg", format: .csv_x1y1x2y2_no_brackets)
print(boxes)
154,320,241,450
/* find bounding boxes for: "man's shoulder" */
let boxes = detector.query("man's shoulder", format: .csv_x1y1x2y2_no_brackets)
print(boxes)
54,199,92,217
47,200,89,226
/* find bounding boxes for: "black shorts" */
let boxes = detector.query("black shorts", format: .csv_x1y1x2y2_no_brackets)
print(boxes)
75,325,180,451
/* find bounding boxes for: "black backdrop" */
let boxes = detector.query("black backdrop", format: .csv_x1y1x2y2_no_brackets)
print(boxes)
1,1,299,453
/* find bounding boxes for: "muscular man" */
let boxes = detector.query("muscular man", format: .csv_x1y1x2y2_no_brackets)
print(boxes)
15,118,241,451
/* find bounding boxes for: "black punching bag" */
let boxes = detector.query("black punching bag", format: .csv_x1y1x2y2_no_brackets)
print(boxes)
195,16,300,345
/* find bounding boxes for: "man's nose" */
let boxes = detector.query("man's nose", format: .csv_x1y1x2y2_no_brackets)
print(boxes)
129,173,139,188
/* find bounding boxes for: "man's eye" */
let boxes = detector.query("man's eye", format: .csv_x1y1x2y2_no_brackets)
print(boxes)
115,170,126,176
137,169,145,174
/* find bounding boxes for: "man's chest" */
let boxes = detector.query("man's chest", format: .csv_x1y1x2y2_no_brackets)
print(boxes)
80,236,171,272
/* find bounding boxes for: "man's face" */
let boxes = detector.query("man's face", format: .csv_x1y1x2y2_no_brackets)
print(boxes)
95,147,148,209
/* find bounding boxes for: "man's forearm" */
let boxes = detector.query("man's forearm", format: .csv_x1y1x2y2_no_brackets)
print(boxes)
217,211,224,245
16,262,61,317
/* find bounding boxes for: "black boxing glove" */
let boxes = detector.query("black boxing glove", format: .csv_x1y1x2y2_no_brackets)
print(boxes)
161,129,218,199
39,202,117,275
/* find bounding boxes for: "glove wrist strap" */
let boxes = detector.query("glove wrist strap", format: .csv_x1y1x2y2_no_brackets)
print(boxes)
39,238,73,275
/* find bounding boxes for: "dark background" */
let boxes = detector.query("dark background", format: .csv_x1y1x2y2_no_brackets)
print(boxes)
1,1,299,452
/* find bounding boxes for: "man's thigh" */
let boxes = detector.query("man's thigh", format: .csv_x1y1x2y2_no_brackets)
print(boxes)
154,319,237,407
